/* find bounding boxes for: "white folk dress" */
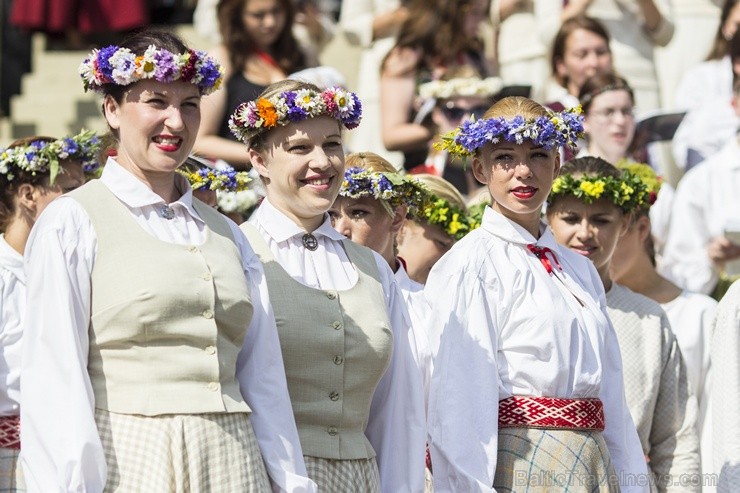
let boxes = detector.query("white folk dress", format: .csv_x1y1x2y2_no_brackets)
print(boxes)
425,206,648,492
0,235,26,491
606,284,701,492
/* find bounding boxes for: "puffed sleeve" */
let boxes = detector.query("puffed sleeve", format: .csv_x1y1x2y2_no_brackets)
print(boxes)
20,197,106,492
426,257,500,492
712,280,740,493
648,314,700,492
597,314,651,493
365,254,426,493
230,222,317,493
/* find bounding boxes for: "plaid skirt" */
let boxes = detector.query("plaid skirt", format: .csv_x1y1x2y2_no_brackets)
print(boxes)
96,409,271,493
493,427,619,493
0,447,25,492
304,456,380,493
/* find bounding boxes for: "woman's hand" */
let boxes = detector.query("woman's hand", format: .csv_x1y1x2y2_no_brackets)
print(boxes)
708,236,740,269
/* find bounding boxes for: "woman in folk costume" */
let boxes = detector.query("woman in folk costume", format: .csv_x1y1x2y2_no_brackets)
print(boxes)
547,157,700,492
20,30,315,492
426,96,648,492
609,162,717,483
0,130,97,491
229,79,426,492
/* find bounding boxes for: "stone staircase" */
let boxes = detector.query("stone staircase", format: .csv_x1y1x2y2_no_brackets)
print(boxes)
0,25,211,146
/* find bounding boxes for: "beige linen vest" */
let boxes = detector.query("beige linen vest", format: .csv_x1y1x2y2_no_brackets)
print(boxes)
241,224,392,459
70,180,252,416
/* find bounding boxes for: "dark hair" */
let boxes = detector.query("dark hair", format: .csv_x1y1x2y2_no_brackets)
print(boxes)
579,73,633,113
0,136,56,231
389,0,485,74
101,30,190,103
217,0,306,74
706,0,739,60
551,15,611,88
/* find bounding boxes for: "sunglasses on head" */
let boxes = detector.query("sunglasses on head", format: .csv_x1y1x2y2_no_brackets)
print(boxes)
441,103,489,121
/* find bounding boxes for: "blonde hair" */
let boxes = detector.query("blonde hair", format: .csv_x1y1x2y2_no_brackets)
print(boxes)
413,174,466,211
345,152,397,174
481,96,548,121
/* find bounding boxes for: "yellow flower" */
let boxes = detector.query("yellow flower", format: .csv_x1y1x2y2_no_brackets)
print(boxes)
449,214,462,235
620,182,634,199
551,178,563,194
579,180,605,198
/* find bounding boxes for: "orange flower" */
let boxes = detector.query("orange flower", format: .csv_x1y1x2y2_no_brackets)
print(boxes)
256,99,278,127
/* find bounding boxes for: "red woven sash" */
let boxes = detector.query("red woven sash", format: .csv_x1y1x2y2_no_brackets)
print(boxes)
498,396,605,431
0,416,20,449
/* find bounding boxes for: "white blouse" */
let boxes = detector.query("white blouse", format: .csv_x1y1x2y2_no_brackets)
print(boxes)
0,235,23,417
20,159,315,493
394,261,432,409
425,207,648,492
661,139,740,294
250,199,427,493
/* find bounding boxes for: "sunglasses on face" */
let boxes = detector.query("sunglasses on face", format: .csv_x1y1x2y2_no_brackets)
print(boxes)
440,103,489,122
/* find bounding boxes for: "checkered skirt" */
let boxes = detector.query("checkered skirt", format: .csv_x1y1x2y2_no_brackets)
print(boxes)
0,447,25,492
95,409,271,493
304,456,380,493
493,427,619,492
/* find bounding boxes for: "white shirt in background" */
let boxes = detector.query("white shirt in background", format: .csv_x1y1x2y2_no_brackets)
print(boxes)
0,235,23,417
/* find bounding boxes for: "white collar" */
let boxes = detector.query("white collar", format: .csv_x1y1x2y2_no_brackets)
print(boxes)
255,198,345,244
100,158,204,223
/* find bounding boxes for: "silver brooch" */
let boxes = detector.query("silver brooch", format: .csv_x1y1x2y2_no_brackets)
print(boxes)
302,233,318,251
159,205,175,220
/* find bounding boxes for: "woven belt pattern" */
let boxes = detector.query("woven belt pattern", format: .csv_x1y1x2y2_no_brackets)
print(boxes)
498,396,605,431
0,416,20,449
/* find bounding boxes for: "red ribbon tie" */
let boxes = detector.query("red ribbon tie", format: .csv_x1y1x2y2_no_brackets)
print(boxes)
527,244,562,275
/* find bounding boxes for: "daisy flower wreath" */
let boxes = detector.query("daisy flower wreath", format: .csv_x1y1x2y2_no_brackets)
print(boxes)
79,45,224,95
178,166,252,193
434,106,584,158
0,129,101,185
339,166,430,216
549,169,651,213
228,87,362,143
418,76,504,99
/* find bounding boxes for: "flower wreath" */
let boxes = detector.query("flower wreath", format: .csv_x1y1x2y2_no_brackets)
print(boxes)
339,166,429,216
549,169,651,213
419,197,479,241
0,129,101,184
178,165,251,193
434,106,584,157
79,45,224,95
229,87,362,143
418,76,503,100
615,160,662,208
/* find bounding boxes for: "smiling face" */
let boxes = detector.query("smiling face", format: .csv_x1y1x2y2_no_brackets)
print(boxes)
329,195,403,265
104,79,201,179
584,89,635,163
547,195,628,284
472,140,559,237
556,28,612,96
249,116,344,229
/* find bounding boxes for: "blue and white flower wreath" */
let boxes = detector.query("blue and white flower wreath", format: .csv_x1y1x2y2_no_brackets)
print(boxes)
435,106,584,157
339,166,429,216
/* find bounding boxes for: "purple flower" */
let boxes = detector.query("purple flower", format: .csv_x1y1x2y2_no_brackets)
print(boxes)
96,46,119,82
153,50,178,82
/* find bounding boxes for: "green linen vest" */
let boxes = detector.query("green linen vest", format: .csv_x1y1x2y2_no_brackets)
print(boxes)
69,180,252,416
241,223,393,460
